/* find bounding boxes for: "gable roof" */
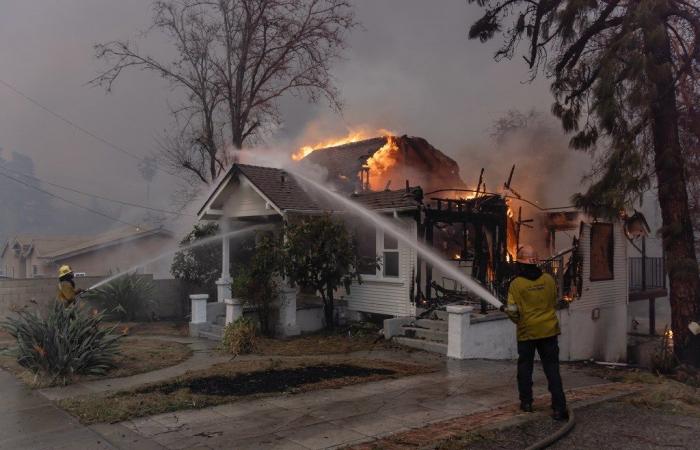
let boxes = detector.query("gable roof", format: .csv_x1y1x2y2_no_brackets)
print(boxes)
301,137,387,181
351,187,422,212
198,161,423,219
236,164,321,212
2,227,172,261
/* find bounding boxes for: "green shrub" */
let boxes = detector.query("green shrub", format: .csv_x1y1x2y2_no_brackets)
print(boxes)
1,302,122,384
84,274,155,321
221,317,258,355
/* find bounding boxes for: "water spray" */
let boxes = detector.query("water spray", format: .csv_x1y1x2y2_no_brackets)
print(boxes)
87,225,261,291
286,169,503,309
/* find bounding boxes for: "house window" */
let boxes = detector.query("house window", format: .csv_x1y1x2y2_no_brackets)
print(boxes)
32,265,38,276
382,232,399,278
590,223,614,281
356,223,377,275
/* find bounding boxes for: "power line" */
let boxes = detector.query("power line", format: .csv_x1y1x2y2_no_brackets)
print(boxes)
0,163,193,217
0,170,141,228
0,77,178,178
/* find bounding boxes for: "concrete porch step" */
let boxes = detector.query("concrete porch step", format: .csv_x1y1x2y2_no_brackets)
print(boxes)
400,326,448,343
392,336,447,355
197,323,224,341
415,318,448,332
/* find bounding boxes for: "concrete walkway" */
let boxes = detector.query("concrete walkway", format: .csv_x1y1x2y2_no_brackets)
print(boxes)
39,336,230,402
0,368,116,450
103,359,608,450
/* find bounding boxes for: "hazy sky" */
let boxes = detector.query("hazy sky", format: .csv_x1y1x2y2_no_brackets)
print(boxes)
0,0,584,226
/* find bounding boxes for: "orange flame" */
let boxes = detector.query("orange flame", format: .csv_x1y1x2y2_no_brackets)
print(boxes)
365,136,401,191
291,128,394,161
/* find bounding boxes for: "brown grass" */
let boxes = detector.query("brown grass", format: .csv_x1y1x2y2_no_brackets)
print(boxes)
102,321,189,337
256,333,387,356
58,356,435,424
0,337,192,388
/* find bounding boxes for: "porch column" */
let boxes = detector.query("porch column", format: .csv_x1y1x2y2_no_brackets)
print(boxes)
277,284,300,337
216,235,232,302
446,305,473,359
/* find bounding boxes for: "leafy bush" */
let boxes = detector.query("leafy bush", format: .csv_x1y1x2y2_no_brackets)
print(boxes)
84,274,156,321
1,302,122,384
221,317,258,355
284,215,372,329
232,233,283,336
171,222,222,288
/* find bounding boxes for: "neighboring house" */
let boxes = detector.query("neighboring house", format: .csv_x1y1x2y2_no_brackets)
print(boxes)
0,226,175,279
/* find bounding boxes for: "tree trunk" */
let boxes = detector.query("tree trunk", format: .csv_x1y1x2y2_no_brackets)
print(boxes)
324,287,335,330
644,17,700,366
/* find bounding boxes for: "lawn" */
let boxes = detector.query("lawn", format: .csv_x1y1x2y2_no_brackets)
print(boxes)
58,356,435,424
0,336,192,388
255,332,387,356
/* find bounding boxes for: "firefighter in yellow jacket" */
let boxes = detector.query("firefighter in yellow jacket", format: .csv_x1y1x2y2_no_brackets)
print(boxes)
503,245,568,421
57,265,84,306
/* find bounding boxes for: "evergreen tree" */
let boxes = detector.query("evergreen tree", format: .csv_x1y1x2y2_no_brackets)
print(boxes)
469,0,700,364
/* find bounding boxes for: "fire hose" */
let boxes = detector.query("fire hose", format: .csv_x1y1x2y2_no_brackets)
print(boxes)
524,408,575,450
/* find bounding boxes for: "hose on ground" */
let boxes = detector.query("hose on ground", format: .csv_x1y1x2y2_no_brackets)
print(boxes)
524,408,575,450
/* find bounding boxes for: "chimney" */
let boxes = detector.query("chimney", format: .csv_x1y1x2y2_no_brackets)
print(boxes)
280,171,287,184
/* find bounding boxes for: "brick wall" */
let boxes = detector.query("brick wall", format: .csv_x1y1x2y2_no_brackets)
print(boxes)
0,275,189,321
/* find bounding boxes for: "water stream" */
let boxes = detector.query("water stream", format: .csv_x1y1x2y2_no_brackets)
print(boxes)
286,169,503,309
87,225,260,291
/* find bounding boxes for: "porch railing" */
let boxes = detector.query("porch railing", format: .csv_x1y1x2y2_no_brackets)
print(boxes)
629,257,665,292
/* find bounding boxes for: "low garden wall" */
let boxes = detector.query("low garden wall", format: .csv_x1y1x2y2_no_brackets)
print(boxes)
0,275,189,321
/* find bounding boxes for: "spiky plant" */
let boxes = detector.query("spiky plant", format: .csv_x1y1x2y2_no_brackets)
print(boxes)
1,302,122,384
84,274,155,321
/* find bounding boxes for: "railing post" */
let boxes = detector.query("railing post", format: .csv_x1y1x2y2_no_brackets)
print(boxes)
649,297,656,336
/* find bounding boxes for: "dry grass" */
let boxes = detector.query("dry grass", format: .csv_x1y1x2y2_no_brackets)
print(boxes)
102,321,189,337
624,378,700,417
256,333,386,356
58,356,435,424
0,337,192,388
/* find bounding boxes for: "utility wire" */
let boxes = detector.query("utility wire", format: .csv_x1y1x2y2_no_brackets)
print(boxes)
0,77,178,178
0,163,193,217
0,170,141,228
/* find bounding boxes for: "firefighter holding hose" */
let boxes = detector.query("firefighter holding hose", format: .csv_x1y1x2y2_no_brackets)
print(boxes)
502,245,568,421
57,265,85,306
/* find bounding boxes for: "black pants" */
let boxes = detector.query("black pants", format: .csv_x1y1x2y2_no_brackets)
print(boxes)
517,335,566,411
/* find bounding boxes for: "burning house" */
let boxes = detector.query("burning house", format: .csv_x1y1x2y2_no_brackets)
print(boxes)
193,133,631,363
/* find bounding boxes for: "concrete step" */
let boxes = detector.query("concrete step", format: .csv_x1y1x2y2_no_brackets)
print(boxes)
198,330,222,341
215,315,226,326
414,318,448,332
400,326,448,343
392,336,447,355
434,310,448,321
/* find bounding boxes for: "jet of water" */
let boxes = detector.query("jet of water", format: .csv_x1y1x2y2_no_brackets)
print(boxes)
287,169,503,309
87,225,260,291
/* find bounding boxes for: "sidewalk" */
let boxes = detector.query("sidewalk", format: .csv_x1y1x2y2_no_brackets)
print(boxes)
103,359,609,450
0,368,116,450
39,336,229,402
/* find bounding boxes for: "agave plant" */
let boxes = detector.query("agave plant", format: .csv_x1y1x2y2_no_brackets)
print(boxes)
84,274,156,321
1,302,122,383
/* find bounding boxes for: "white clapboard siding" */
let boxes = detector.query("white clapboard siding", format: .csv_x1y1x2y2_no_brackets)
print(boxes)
572,222,628,310
343,220,417,317
221,179,272,218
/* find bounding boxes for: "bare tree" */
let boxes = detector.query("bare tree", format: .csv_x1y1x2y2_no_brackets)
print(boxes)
91,0,356,184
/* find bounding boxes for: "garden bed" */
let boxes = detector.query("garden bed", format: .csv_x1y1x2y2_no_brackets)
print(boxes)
58,356,435,424
0,337,192,387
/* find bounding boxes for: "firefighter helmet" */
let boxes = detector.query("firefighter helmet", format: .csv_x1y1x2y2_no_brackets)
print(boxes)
58,265,73,278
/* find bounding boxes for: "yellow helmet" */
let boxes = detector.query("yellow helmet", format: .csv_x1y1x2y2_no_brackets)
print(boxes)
58,265,73,278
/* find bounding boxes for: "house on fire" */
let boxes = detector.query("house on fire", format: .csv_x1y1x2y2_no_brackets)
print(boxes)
193,135,635,362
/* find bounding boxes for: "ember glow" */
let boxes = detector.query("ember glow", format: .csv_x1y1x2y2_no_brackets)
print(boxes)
291,128,394,161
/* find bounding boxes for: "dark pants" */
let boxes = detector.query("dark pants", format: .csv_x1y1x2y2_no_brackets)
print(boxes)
517,335,567,411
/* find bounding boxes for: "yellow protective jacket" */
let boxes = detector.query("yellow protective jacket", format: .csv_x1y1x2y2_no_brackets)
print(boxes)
57,280,78,305
505,269,560,341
